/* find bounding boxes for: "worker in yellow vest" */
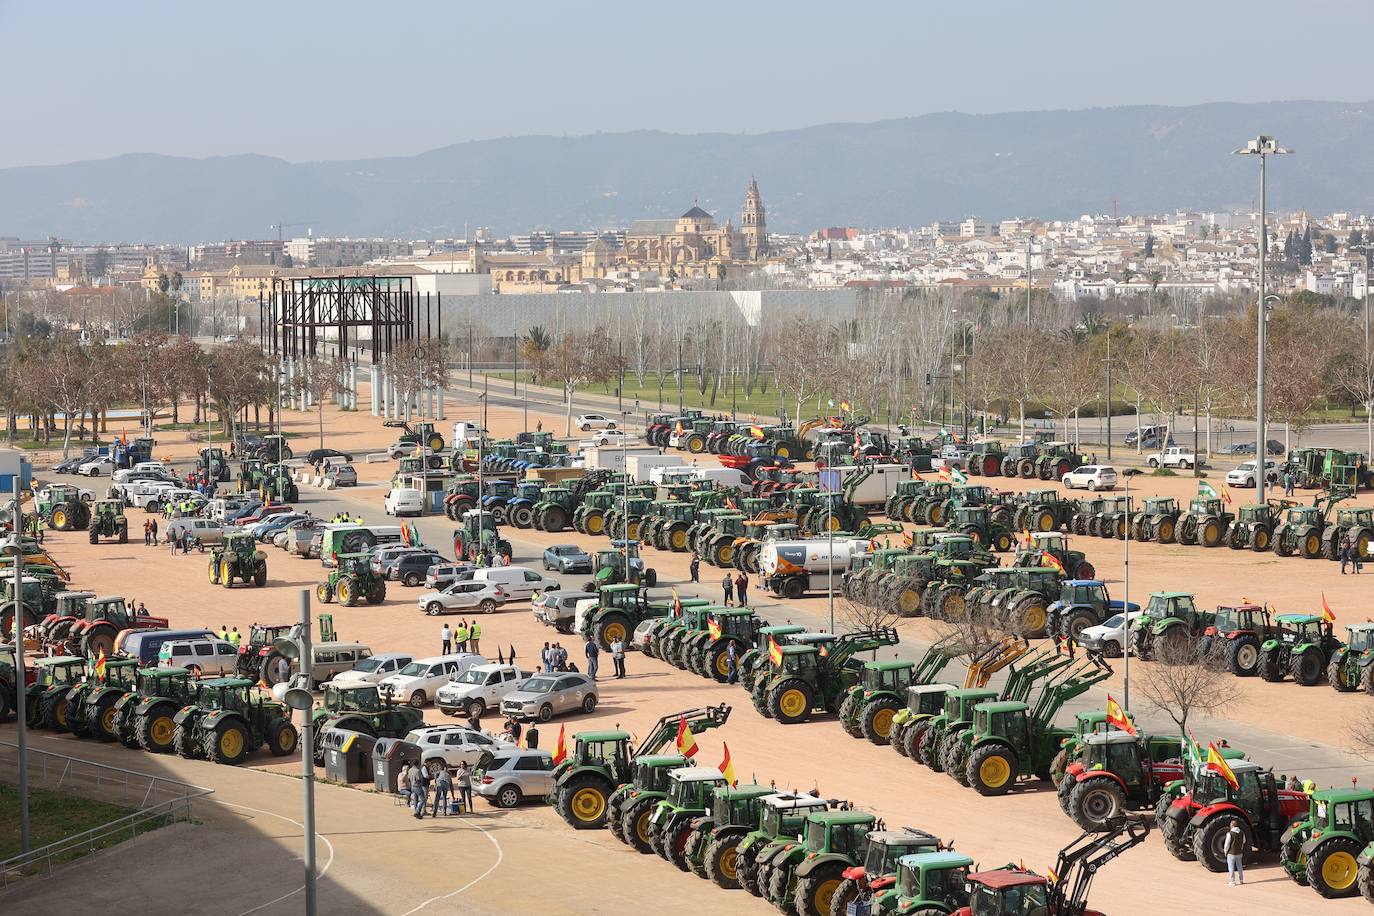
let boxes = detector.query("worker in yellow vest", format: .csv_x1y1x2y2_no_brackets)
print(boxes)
453,621,469,653
469,621,481,654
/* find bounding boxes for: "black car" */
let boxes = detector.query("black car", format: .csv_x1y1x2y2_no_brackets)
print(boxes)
384,550,450,587
52,455,85,474
305,448,355,466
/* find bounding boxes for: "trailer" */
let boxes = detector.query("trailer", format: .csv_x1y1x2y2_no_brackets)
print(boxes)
625,453,686,483
760,537,872,599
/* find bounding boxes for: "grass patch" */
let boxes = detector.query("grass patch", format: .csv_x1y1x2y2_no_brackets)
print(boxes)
1150,467,1178,477
0,782,144,865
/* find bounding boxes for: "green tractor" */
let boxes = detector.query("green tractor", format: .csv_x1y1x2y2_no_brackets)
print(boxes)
885,479,927,523
736,624,807,692
758,810,878,916
839,643,955,745
116,666,197,753
383,418,445,452
974,566,1063,638
699,513,747,566
172,677,299,765
26,655,87,731
611,753,693,852
585,541,657,591
648,766,730,869
573,489,617,536
259,463,299,503
1258,613,1344,686
452,509,512,562
1282,787,1374,898
1273,489,1351,559
759,627,900,724
208,531,268,588
197,446,231,482
606,494,655,541
651,501,700,552
960,655,1115,796
238,458,267,493
65,657,139,740
1175,497,1233,547
1326,506,1374,562
38,484,91,531
682,782,774,885
310,683,425,764
948,505,1015,552
737,792,835,898
909,482,955,526
1328,623,1374,693
87,498,129,544
1035,441,1085,480
1128,591,1212,660
1012,488,1077,533
315,552,386,606
654,605,724,671
870,851,974,915
964,440,1006,477
530,486,577,532
1001,442,1040,477
842,548,910,606
827,828,945,916
680,607,766,682
1129,496,1181,543
549,704,731,830
1013,531,1095,580
583,583,704,651
1226,500,1293,551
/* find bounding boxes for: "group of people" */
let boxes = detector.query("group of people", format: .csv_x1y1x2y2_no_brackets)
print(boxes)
582,634,627,680
1340,531,1365,574
439,620,482,655
397,760,474,819
214,624,243,647
141,518,160,545
540,641,575,673
685,554,750,607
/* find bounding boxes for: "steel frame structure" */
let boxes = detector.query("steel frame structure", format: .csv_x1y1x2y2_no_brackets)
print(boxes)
261,275,440,361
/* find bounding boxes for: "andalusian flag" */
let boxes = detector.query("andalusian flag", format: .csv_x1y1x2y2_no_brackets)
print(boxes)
718,742,738,787
672,588,684,618
1041,551,1066,575
749,425,765,439
1105,695,1136,736
950,467,969,485
1198,481,1219,500
902,531,914,548
1322,592,1336,624
1206,742,1239,789
839,400,852,413
552,723,568,764
1184,733,1203,769
707,615,722,641
94,649,107,681
676,717,699,758
768,636,784,667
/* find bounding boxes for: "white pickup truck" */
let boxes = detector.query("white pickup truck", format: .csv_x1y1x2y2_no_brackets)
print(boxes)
434,663,532,718
1146,446,1200,469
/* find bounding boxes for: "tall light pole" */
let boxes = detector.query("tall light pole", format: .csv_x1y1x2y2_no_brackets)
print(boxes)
1353,242,1374,458
1122,468,1140,709
1233,135,1293,503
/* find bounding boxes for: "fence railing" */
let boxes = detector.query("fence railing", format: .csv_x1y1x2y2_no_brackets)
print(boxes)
0,740,213,889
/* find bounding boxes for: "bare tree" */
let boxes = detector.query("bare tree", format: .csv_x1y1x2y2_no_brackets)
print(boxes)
526,331,622,435
386,340,451,420
995,327,1051,440
116,332,170,436
1043,339,1101,446
29,334,99,459
1265,304,1344,448
292,355,341,450
1331,314,1374,459
206,342,270,441
1136,640,1243,735
836,595,899,634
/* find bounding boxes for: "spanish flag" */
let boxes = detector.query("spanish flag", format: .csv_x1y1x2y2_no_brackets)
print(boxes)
1221,484,1234,505
707,615,722,641
94,649,107,681
718,742,737,787
1105,694,1136,736
676,717,699,758
672,588,684,618
1322,592,1336,624
726,497,737,509
937,466,952,481
1206,742,1239,789
1020,529,1033,546
839,400,852,413
768,635,784,667
910,468,923,481
1041,551,1066,575
552,723,568,764
749,426,765,439
674,421,684,436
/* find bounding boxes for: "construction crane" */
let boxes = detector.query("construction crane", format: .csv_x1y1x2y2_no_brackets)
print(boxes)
269,221,312,243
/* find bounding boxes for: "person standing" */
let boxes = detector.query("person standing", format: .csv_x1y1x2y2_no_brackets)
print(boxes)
735,572,749,607
722,573,734,607
432,766,453,817
1284,470,1295,498
441,623,452,654
541,642,552,673
454,620,469,653
455,761,473,813
689,553,700,583
408,763,427,819
150,517,158,545
1342,534,1354,575
584,635,600,680
612,636,626,679
1224,823,1245,886
143,519,151,546
726,639,738,684
228,626,241,648
469,620,481,654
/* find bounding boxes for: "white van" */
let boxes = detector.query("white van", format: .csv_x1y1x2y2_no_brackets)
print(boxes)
384,487,423,517
472,566,560,601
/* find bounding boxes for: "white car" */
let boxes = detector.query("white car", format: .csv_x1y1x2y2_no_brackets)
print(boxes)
435,663,531,718
1146,446,1198,469
129,481,179,510
404,725,510,774
587,429,626,447
384,487,424,517
576,413,617,432
327,652,415,688
470,566,560,602
379,654,485,707
77,455,116,477
1226,459,1279,488
1075,611,1143,658
1061,465,1118,491
418,581,509,616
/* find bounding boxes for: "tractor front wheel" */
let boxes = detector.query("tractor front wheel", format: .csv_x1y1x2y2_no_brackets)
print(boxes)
1193,815,1251,873
860,697,901,745
795,862,847,916
1228,636,1261,676
317,583,333,604
1259,649,1286,682
769,678,815,724
968,744,1018,796
622,797,658,852
1068,777,1125,831
837,693,862,739
174,722,204,759
253,561,267,587
206,720,250,765
706,835,745,889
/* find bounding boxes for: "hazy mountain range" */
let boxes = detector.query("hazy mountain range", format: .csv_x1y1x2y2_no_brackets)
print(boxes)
4,99,1374,244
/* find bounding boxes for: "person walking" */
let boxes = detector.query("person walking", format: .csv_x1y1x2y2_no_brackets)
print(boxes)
1342,534,1354,575
735,572,749,607
722,573,734,607
408,763,427,818
1284,470,1295,497
541,642,552,673
469,620,481,654
1224,823,1245,886
150,517,158,546
689,553,700,583
432,766,453,817
454,620,469,653
726,639,738,684
612,636,626,679
455,761,473,813
584,635,600,680
466,708,482,733
441,623,452,655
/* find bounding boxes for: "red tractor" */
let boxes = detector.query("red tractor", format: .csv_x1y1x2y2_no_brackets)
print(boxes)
1199,603,1278,677
1057,731,1185,831
42,594,167,659
1157,757,1307,871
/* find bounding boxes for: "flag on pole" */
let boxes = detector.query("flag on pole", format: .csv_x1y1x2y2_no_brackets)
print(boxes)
910,468,923,481
1040,551,1066,575
674,421,684,436
1322,592,1336,624
749,425,765,439
1105,694,1136,736
725,497,737,509
1221,484,1234,505
676,717,699,758
937,466,952,481
707,615,722,641
1046,866,1060,884
718,742,737,787
94,649,107,681
1184,733,1203,769
950,467,969,485
672,588,684,618
768,635,784,667
1198,481,1219,500
1206,742,1239,789
552,723,568,764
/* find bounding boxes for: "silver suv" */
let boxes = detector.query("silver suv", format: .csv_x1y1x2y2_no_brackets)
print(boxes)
474,749,555,808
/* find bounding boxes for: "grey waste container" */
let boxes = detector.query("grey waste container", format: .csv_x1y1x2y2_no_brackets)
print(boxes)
373,737,422,794
322,727,375,784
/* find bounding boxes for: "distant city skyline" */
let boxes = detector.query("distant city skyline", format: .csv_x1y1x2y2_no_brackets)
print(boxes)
3,0,1372,169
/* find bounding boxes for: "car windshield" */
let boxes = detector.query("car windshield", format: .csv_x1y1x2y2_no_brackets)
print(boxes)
397,662,428,677
454,668,487,685
523,677,558,692
1103,614,1125,629
352,658,383,673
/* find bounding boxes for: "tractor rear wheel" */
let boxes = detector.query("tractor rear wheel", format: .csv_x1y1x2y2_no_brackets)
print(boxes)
968,744,1018,796
940,589,968,623
860,697,901,745
1061,609,1099,643
1017,458,1036,478
594,613,631,652
206,719,250,765
704,835,743,889
1008,595,1049,638
261,650,294,687
1193,815,1251,873
543,506,568,533
895,580,924,617
1309,839,1364,897
1156,517,1177,543
81,628,116,660
1068,777,1125,831
1259,649,1286,682
769,678,815,724
557,773,614,830
1228,636,1261,676
795,862,847,916
1291,650,1325,686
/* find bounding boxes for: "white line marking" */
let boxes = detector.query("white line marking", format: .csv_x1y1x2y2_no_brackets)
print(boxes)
221,800,336,916
397,817,505,915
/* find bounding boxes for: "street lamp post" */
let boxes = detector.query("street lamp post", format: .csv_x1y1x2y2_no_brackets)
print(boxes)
1233,135,1293,504
1122,468,1141,709
1353,242,1374,457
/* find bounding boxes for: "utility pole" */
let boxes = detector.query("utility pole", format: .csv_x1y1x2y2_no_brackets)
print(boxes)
1104,334,1113,461
11,498,30,869
1025,235,1033,326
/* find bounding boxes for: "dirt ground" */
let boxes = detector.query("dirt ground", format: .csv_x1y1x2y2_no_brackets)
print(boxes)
7,379,1373,915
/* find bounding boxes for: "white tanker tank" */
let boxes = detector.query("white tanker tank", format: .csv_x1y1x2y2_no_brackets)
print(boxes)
760,538,870,599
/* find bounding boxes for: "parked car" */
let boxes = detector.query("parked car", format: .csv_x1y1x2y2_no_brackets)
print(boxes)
575,413,617,432
418,581,509,616
325,464,358,487
163,517,226,546
930,444,970,471
52,455,86,474
305,448,354,466
470,567,559,601
404,725,509,774
157,636,239,676
380,654,485,707
276,518,319,550
1061,465,1118,491
587,429,626,447
369,544,432,575
384,487,423,517
435,663,531,718
327,652,415,688
1226,459,1279,488
632,618,658,653
1125,425,1172,448
1146,446,1199,469
500,672,598,722
1226,439,1286,456
475,749,556,808
235,504,294,526
78,455,116,477
251,512,309,542
384,550,451,587
425,562,477,591
532,591,596,634
1075,611,1143,658
543,544,594,573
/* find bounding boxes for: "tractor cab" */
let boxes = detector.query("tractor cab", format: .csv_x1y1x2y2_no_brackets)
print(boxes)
860,659,915,695
952,485,994,507
1270,613,1335,650
1028,531,1067,554
1237,503,1278,526
963,869,1050,916
1208,603,1270,638
1059,580,1108,611
710,783,773,831
93,499,124,520
905,683,954,717
82,596,134,629
1345,623,1374,654
713,607,762,639
34,655,85,689
1338,507,1374,528
886,851,974,912
929,534,980,561
1187,496,1222,516
322,683,384,714
1143,496,1177,515
574,731,635,782
951,506,989,527
1137,591,1197,626
660,765,728,812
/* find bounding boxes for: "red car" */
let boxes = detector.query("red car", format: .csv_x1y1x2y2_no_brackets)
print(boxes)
235,504,293,526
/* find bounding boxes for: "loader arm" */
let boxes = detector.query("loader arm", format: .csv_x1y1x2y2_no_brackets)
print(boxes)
1047,817,1151,916
962,636,1031,688
999,649,1070,703
633,703,732,757
1029,655,1114,728
829,627,900,666
912,639,958,685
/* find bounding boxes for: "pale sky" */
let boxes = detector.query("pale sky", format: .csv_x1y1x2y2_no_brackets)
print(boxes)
3,0,1371,169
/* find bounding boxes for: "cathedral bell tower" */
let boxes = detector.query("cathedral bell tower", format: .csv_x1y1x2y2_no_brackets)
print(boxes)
741,177,767,260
